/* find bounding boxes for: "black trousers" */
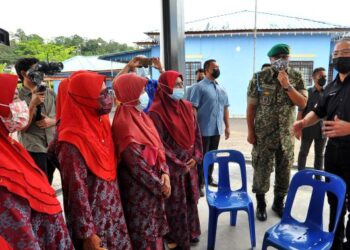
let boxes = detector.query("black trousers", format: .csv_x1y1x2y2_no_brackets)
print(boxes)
324,141,350,248
198,135,221,187
29,152,55,184
297,137,326,171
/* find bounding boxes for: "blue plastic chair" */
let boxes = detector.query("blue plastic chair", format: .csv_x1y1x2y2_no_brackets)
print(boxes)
203,149,256,250
262,169,346,250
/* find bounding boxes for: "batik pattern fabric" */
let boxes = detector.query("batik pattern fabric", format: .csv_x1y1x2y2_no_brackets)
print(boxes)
119,142,169,250
149,112,203,250
0,186,73,250
57,142,131,250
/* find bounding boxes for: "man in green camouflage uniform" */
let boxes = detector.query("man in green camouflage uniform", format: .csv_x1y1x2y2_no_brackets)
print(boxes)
246,44,307,221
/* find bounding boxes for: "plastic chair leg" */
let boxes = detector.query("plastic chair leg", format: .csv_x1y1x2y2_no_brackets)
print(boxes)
207,207,218,250
261,233,269,250
230,210,237,226
247,203,256,248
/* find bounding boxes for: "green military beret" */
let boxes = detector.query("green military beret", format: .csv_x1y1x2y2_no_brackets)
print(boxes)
267,44,290,57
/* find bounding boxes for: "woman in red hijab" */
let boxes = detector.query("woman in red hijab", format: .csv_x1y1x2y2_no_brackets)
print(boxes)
0,236,12,250
0,73,73,249
56,72,131,250
112,73,171,250
149,71,203,250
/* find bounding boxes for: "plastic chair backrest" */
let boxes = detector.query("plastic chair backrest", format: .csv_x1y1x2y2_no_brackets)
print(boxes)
203,149,248,193
283,169,346,233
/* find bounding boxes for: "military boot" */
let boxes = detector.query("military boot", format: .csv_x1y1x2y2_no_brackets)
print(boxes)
272,195,285,218
256,194,267,221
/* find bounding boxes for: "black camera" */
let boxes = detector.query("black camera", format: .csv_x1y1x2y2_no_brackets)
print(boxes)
0,28,10,46
27,61,64,91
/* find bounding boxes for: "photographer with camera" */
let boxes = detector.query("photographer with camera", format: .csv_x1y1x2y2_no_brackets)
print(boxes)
246,44,307,221
15,58,59,184
115,56,164,113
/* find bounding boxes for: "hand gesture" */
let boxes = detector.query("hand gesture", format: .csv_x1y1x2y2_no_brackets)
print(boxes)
323,115,350,138
161,174,171,198
83,234,107,250
127,57,142,71
225,127,231,140
277,71,290,89
30,91,45,107
247,130,256,144
186,158,196,170
35,114,56,129
151,57,164,72
292,120,304,140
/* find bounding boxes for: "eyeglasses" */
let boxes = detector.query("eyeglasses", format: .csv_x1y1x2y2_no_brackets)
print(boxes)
332,49,350,57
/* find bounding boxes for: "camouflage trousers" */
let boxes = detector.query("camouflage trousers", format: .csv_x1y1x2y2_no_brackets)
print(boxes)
251,140,294,197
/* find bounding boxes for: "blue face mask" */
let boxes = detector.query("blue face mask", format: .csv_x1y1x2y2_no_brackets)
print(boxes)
136,92,149,111
171,88,185,100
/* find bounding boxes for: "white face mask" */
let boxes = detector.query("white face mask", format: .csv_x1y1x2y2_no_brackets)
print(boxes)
136,67,150,78
136,92,149,112
0,100,30,133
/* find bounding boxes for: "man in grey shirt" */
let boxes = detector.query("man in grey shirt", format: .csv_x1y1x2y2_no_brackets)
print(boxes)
15,58,56,183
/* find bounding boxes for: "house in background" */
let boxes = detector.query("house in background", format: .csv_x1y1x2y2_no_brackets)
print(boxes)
48,55,125,92
99,10,350,117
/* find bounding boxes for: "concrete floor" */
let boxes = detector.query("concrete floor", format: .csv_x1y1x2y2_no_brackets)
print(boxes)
53,164,331,250
191,165,330,250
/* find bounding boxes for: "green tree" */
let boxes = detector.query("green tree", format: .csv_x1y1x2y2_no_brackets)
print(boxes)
14,40,75,61
27,34,44,43
0,63,7,72
8,30,135,63
0,44,18,64
13,28,27,42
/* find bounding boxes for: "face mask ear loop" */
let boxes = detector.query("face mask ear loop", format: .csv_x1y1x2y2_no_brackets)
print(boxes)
118,97,140,107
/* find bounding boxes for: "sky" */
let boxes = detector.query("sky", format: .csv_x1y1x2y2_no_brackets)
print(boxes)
1,0,350,45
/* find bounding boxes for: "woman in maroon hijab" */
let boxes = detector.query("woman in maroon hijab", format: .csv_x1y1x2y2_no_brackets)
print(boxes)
56,72,131,250
0,73,73,249
112,73,171,250
149,71,203,250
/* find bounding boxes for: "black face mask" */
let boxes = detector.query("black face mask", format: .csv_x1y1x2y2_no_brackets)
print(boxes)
318,77,327,87
211,68,220,79
333,57,350,74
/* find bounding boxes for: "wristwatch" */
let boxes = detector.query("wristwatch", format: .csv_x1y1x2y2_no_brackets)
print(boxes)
283,84,293,92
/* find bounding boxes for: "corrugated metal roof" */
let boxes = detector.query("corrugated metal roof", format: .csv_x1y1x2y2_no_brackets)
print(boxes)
146,10,349,34
98,48,152,62
62,56,125,72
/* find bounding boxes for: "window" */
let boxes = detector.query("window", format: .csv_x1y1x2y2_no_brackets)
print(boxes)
289,61,314,87
327,63,334,84
185,62,201,86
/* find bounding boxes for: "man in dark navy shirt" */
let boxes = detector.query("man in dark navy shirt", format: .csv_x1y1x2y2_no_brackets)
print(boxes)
297,67,327,172
293,38,350,250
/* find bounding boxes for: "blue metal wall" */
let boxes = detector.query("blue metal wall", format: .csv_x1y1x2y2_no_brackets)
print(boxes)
151,33,332,117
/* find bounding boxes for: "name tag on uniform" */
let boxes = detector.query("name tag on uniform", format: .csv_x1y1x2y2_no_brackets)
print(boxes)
261,84,276,90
